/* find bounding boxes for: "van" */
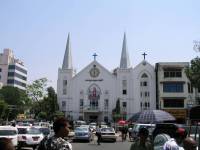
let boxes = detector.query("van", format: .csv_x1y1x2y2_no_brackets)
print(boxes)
0,126,18,147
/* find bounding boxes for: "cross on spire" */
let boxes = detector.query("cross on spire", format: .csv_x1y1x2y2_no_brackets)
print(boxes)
93,53,98,61
142,52,147,60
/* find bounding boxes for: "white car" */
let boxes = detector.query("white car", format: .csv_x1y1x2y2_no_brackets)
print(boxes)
100,127,117,142
0,126,18,147
17,126,44,149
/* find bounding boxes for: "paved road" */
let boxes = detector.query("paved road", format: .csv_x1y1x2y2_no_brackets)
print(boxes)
72,136,132,150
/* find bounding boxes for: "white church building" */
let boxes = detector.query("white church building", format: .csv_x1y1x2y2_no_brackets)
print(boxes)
57,33,156,123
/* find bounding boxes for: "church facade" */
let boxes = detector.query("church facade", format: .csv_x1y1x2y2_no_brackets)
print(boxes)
57,33,156,123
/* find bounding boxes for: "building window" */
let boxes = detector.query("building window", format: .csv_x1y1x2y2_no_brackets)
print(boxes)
62,101,66,110
141,73,148,78
164,68,182,78
63,80,67,86
122,90,127,95
122,102,127,108
163,99,184,108
143,81,147,86
0,68,2,72
122,80,127,88
80,99,84,108
140,92,142,97
104,99,109,110
163,82,184,93
63,88,67,95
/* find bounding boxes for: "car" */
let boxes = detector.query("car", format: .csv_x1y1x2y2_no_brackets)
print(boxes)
0,126,18,147
100,127,117,142
131,123,155,140
33,126,51,137
17,126,44,149
73,127,92,142
152,123,187,140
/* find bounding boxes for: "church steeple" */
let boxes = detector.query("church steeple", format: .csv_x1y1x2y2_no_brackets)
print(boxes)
62,33,73,69
120,33,130,68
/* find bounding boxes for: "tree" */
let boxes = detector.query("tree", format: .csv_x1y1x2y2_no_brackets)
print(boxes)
42,87,59,120
185,57,200,104
0,99,8,119
112,98,121,122
0,86,30,120
27,78,48,102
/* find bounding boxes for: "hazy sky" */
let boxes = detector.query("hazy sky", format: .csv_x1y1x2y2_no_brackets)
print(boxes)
0,0,200,89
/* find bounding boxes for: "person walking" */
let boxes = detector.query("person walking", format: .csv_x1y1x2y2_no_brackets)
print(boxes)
96,125,102,145
38,117,72,150
130,127,153,150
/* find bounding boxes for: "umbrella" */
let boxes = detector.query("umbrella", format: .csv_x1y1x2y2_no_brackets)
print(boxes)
128,110,176,124
117,119,127,125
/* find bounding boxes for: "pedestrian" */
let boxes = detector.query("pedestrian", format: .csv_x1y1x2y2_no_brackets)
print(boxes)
96,124,102,145
130,127,153,150
154,134,171,150
38,117,72,150
183,137,197,150
0,138,15,150
163,138,184,150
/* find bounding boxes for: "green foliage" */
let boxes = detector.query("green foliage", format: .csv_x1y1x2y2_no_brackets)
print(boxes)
27,78,48,102
0,99,8,119
31,86,59,121
0,86,30,120
185,57,200,89
38,111,47,120
112,98,121,122
53,111,64,119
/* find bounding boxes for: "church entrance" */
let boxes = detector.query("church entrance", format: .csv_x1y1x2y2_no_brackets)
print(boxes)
89,115,98,123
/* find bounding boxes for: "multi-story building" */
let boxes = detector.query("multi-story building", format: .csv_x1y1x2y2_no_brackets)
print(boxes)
155,62,198,123
0,49,27,90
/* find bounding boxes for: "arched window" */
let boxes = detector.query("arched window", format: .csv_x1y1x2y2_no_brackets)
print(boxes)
141,73,148,78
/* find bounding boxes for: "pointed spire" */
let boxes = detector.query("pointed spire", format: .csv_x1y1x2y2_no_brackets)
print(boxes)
62,33,73,69
120,33,130,68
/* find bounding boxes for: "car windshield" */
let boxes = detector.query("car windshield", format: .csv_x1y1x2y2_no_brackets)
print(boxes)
17,128,27,134
0,130,17,135
39,128,50,135
101,128,114,132
75,127,88,132
27,128,41,134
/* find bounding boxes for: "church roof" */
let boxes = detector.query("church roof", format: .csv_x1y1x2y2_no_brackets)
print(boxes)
62,33,73,69
120,33,131,68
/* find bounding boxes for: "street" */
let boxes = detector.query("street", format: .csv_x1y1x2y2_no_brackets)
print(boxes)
72,136,132,150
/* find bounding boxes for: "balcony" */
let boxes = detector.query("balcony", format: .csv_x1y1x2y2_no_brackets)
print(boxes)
83,106,100,112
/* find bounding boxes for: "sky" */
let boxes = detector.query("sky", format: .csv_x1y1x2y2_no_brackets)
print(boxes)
0,0,200,90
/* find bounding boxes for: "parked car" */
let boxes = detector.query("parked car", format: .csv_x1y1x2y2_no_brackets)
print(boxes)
152,123,180,140
0,126,18,147
73,127,92,142
34,126,51,137
131,123,155,140
100,127,117,142
17,126,44,150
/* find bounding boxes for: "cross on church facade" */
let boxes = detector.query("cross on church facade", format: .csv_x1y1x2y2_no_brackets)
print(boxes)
93,53,98,61
142,52,147,60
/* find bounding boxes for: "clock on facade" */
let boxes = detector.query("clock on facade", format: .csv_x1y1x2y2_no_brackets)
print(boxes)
90,66,100,78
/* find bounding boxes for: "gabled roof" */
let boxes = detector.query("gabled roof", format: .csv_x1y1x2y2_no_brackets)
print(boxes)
72,60,116,80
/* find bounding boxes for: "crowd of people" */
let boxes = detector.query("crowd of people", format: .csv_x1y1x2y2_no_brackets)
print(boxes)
129,127,198,150
0,118,198,150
